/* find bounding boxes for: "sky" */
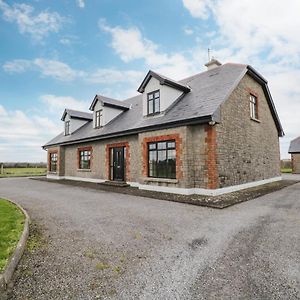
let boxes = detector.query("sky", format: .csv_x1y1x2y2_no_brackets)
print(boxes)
0,0,299,162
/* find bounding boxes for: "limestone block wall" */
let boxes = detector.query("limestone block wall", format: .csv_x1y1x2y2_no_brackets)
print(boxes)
215,74,281,188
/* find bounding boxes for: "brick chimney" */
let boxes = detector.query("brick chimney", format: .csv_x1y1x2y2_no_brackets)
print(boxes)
205,58,222,70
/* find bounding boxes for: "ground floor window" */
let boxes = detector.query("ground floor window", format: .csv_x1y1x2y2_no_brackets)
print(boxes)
49,152,58,172
79,148,91,169
148,140,176,179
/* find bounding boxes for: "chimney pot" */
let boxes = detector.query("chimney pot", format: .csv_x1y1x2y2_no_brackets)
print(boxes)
205,58,222,70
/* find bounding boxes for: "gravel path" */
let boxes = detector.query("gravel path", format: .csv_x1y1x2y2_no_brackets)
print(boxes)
0,177,299,299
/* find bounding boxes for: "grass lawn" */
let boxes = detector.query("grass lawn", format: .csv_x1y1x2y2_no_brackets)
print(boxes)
0,199,25,272
281,168,292,173
0,167,47,178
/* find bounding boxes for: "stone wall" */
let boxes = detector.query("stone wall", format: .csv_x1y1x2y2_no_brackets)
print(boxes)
291,154,300,174
57,134,139,182
138,125,207,189
215,74,281,188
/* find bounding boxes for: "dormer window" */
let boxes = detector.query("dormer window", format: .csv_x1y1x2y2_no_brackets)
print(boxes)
147,90,160,115
95,109,102,128
65,120,70,135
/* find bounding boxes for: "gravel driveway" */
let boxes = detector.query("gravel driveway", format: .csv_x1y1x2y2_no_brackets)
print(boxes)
0,177,299,299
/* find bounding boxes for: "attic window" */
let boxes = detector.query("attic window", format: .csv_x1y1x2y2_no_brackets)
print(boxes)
65,121,70,135
95,109,102,128
147,90,160,115
250,94,259,120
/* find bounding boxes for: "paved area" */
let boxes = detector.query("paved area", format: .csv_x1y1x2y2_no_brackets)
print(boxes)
0,177,299,300
282,173,300,181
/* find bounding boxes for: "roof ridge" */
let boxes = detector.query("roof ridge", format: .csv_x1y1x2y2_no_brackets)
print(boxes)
179,63,248,83
66,108,91,114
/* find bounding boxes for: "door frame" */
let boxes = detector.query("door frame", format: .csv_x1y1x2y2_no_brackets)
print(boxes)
110,146,125,181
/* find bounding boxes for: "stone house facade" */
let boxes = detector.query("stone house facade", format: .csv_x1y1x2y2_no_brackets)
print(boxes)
289,137,300,174
43,60,284,196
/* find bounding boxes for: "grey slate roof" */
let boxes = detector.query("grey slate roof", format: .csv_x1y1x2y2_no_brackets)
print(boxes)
44,63,284,148
61,109,93,121
89,95,130,111
289,136,300,153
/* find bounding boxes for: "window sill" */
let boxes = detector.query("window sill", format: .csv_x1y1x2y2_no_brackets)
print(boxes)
144,112,164,118
143,177,178,184
77,169,91,172
250,117,261,123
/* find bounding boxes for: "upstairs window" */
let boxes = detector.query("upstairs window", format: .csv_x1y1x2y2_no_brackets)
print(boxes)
49,152,58,172
250,94,258,120
148,140,176,179
147,90,160,115
65,120,70,135
95,109,102,128
79,148,91,169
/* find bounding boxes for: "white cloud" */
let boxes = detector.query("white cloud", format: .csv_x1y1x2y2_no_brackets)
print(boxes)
60,38,71,45
87,69,143,84
183,0,300,64
183,28,194,35
3,58,83,81
0,104,61,162
33,58,83,81
182,0,211,19
3,58,144,91
76,0,85,8
99,20,197,79
181,0,300,158
0,0,65,41
40,94,89,113
2,59,32,73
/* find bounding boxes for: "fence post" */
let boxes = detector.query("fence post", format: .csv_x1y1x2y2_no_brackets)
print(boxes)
0,163,3,175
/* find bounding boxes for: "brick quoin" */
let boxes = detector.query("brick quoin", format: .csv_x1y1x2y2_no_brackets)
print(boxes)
142,134,183,179
205,125,218,189
105,142,130,181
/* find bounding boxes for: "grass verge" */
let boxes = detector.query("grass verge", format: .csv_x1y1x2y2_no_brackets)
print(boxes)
0,199,25,272
0,168,46,178
281,168,292,173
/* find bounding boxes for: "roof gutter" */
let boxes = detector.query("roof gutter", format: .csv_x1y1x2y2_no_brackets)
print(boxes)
42,115,213,149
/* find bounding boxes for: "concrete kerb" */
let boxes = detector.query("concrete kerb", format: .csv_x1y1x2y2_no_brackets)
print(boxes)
0,198,30,291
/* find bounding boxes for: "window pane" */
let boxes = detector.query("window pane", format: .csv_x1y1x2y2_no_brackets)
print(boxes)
149,143,156,150
110,148,113,166
167,157,176,179
167,149,176,159
158,142,166,150
154,91,159,98
167,141,175,149
148,100,154,114
148,93,153,100
157,150,167,178
149,151,156,177
154,98,160,113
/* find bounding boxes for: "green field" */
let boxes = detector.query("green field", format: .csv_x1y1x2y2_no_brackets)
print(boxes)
281,168,292,173
0,199,25,272
0,167,47,178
